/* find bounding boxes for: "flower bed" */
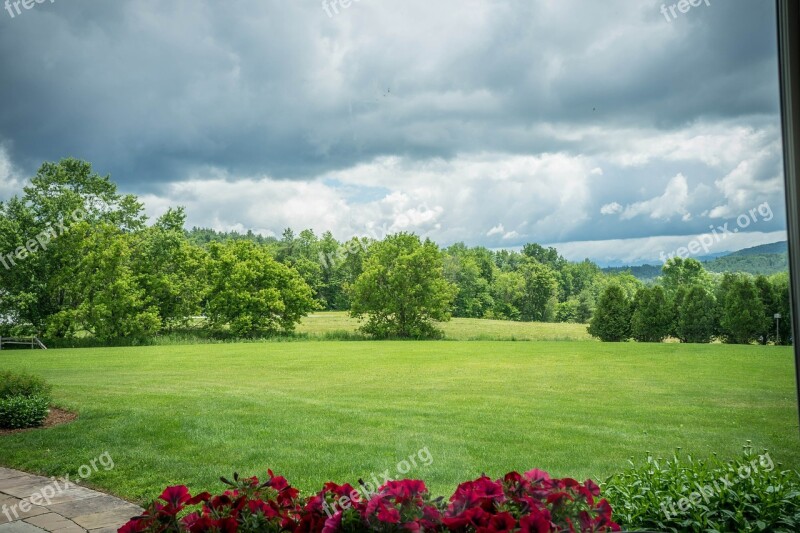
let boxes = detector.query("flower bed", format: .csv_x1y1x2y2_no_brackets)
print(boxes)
120,469,619,533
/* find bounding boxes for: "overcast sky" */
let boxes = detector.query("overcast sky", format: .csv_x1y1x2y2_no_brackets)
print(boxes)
0,0,788,265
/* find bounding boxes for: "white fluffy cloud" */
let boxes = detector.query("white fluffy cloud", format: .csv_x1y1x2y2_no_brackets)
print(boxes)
140,152,595,247
600,202,622,215
618,174,691,221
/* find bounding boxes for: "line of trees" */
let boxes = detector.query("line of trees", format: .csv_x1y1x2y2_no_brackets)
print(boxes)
589,258,792,344
0,159,792,343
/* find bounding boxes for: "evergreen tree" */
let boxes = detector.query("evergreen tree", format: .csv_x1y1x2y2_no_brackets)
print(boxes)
630,286,670,342
675,285,717,344
588,285,631,342
719,276,765,344
754,275,777,344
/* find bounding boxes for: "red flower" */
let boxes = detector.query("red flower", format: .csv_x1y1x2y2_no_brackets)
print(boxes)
160,486,192,507
519,510,553,533
181,512,220,533
382,479,428,503
188,492,211,505
321,511,342,533
476,512,516,533
376,505,401,523
123,468,617,533
545,491,575,506
523,469,552,484
443,507,492,530
583,479,600,497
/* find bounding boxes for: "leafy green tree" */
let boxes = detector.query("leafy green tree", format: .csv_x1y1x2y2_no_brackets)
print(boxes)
660,257,711,297
556,297,579,323
719,276,765,344
469,246,496,285
494,249,525,272
275,229,326,307
316,231,346,309
443,244,493,318
518,259,559,322
349,233,456,338
490,270,525,320
675,285,718,343
46,224,160,341
0,159,147,333
593,272,643,301
575,290,595,324
630,286,670,342
560,260,601,301
205,240,316,337
522,243,566,270
132,208,208,331
754,275,778,344
588,285,631,342
668,285,688,339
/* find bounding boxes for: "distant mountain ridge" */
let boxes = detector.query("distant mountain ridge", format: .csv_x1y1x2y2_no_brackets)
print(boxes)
601,241,789,280
727,241,788,257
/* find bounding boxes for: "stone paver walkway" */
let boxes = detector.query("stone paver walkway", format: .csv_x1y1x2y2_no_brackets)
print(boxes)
0,467,142,533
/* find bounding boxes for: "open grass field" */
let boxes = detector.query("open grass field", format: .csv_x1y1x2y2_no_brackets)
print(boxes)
0,340,797,507
297,312,594,341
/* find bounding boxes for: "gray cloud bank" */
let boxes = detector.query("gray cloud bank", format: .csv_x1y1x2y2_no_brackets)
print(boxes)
0,0,787,263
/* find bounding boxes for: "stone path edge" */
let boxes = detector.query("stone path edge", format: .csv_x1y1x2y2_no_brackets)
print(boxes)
0,466,143,533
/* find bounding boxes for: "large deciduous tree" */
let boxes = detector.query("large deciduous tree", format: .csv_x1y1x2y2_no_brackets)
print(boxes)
131,207,209,331
660,257,711,297
0,158,146,334
46,223,161,341
349,233,456,338
205,240,316,337
518,259,559,322
443,243,493,318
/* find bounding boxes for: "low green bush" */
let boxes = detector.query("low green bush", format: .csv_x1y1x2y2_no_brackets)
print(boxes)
603,444,800,532
0,370,52,429
0,395,50,429
0,369,52,399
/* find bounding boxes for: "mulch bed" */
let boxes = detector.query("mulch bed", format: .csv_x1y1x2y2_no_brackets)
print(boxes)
0,407,78,436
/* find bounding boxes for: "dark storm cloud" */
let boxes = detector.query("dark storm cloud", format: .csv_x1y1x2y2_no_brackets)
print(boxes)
0,0,780,191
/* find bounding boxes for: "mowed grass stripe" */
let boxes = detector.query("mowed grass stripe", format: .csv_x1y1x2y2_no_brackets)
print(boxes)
0,341,796,505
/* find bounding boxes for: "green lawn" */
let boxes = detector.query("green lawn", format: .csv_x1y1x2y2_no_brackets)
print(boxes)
298,312,594,341
0,341,797,507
